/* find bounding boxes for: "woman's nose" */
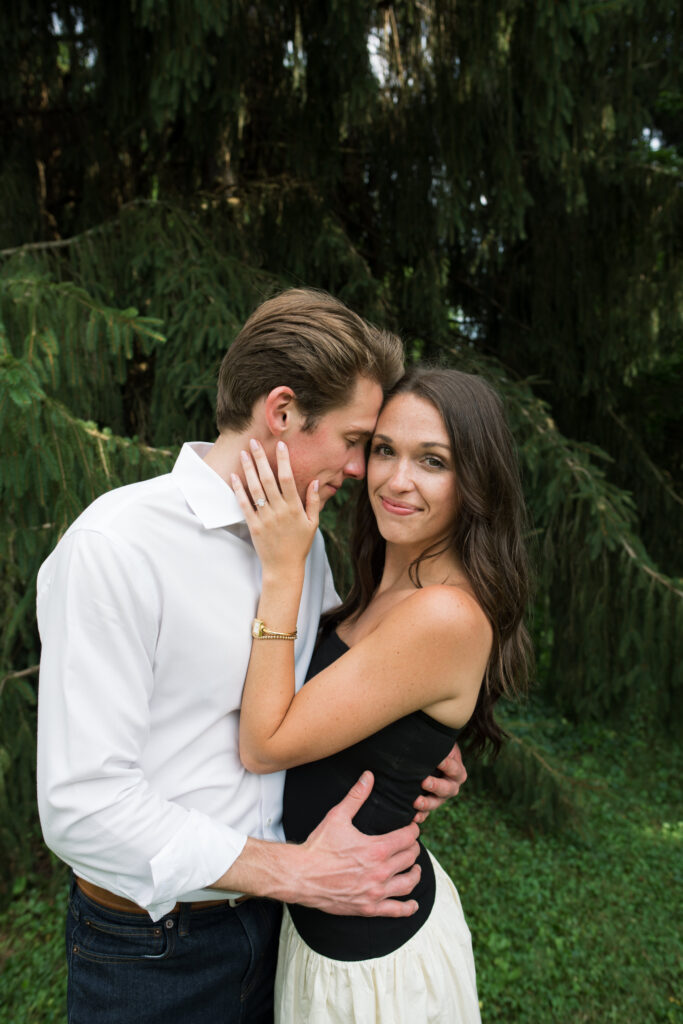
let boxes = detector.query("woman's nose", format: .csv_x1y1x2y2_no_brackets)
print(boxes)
388,459,413,490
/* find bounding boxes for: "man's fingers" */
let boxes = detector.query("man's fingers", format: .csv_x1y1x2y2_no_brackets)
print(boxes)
414,754,466,817
334,771,375,819
438,744,467,783
381,862,422,900
382,832,421,876
302,776,424,919
347,864,422,918
422,773,461,800
438,773,463,792
414,795,443,814
376,819,420,859
369,897,419,919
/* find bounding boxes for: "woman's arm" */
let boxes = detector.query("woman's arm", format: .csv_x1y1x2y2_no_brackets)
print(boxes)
232,443,490,774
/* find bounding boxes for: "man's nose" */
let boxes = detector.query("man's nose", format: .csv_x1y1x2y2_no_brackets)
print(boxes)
344,447,366,479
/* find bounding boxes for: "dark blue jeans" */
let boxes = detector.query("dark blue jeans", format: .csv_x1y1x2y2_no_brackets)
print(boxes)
66,876,282,1023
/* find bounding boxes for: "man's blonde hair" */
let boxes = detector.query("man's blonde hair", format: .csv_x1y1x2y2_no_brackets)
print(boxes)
216,289,404,432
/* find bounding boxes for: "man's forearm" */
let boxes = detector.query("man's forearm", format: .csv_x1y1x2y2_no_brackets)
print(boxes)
210,836,307,902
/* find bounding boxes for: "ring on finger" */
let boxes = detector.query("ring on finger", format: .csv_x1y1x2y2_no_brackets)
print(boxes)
254,498,267,509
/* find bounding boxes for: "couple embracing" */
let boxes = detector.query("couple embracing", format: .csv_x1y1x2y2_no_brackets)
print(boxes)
37,288,530,1022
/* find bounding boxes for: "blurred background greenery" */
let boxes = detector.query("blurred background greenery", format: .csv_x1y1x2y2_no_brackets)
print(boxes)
1,2,681,1020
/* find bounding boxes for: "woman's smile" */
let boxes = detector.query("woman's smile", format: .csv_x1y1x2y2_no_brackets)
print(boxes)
379,497,421,515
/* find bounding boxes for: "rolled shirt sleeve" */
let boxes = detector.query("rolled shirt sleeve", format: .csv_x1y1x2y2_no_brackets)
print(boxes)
36,528,246,920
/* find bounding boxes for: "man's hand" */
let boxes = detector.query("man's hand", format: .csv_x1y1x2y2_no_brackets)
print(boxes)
294,771,421,917
212,772,421,915
413,742,467,824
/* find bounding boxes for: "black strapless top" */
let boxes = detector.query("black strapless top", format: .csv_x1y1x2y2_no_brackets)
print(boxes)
282,629,463,961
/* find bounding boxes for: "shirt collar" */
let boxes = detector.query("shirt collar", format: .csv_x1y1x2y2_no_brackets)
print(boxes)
172,442,246,530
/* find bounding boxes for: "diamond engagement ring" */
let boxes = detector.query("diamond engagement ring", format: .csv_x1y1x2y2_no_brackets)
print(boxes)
255,498,267,509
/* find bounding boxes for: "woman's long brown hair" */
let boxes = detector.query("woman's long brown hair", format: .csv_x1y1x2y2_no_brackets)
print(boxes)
321,367,533,758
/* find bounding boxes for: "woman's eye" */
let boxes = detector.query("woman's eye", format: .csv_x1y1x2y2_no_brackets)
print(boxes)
372,443,393,456
424,456,446,469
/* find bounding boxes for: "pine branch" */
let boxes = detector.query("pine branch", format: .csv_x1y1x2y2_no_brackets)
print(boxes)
608,406,683,509
619,539,683,598
0,665,39,699
0,199,164,259
512,378,682,604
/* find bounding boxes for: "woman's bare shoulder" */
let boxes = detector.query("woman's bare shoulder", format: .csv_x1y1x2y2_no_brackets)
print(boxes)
382,583,493,648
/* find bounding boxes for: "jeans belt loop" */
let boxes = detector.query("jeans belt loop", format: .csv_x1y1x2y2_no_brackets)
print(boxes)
228,895,250,908
68,874,81,921
177,901,192,936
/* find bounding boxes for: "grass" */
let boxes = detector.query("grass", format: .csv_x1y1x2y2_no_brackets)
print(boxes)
423,720,683,1023
1,722,681,1024
0,865,67,1024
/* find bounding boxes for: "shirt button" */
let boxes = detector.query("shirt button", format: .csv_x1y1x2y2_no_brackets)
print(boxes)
266,817,272,825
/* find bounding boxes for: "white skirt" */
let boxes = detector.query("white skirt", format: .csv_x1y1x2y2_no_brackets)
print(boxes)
274,851,481,1024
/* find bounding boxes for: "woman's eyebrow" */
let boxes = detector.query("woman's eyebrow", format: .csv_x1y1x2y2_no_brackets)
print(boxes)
373,433,451,451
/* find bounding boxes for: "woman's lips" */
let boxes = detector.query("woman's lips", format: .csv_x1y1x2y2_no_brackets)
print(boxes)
380,497,419,515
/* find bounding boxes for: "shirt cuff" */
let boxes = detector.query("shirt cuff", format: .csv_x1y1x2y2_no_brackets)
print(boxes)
140,810,248,920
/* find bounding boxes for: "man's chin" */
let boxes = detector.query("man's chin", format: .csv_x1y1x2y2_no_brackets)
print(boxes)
322,482,341,504
299,481,341,508
297,486,330,508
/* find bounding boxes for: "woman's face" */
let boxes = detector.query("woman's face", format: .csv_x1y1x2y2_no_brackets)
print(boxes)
367,393,458,550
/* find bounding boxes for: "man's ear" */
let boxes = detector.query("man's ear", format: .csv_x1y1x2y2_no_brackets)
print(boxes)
263,386,303,438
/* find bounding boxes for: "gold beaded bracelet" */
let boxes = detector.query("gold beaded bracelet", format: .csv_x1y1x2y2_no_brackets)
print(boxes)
251,618,298,641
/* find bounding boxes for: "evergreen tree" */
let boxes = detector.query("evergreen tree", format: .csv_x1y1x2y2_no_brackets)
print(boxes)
1,1,681,895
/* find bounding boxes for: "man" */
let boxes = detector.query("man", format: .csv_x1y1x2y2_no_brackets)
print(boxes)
37,288,466,1023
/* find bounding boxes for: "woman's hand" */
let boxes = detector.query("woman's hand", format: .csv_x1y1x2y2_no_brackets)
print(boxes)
231,439,320,578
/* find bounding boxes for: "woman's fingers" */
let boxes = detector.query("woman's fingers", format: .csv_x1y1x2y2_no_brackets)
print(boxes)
305,478,320,529
230,472,257,524
238,449,268,510
231,441,317,571
275,441,299,503
275,442,320,528
236,440,316,529
244,439,282,506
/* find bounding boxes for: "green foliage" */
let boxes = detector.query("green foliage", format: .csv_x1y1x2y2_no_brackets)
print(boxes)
496,359,681,726
0,855,68,1024
0,673,37,884
1,0,681,908
422,726,683,1023
0,264,175,895
468,703,588,836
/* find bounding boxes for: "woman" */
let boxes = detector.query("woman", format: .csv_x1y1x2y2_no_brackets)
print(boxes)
231,367,531,1023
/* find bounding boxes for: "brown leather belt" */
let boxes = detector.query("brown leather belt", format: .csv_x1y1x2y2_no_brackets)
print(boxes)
76,877,251,915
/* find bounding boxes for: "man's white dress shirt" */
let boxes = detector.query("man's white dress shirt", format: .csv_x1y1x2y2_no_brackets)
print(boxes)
36,442,336,921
